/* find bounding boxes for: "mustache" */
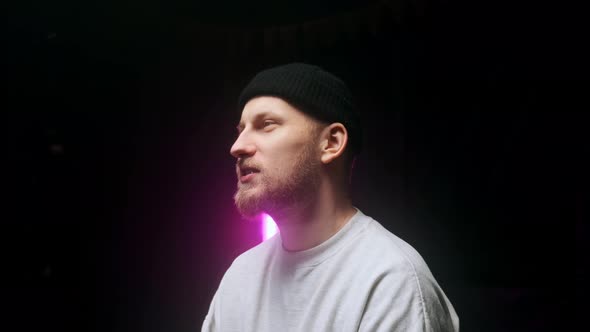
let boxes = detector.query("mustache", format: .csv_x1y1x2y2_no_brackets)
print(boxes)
236,160,262,172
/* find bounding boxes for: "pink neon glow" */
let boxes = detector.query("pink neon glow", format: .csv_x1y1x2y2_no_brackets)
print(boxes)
261,213,278,241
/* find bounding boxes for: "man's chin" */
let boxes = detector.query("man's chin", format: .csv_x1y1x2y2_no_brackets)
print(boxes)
234,192,265,220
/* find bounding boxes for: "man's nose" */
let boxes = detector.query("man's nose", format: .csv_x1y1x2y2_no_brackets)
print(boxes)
230,132,256,159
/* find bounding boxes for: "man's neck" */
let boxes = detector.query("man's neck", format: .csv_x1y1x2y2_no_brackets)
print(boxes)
273,186,357,252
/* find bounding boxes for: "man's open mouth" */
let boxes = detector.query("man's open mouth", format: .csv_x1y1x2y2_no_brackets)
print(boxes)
239,167,260,182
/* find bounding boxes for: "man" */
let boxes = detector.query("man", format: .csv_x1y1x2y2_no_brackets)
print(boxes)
202,63,459,331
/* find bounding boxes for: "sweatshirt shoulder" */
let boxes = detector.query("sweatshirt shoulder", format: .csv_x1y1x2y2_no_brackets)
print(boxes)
354,215,460,331
355,215,433,276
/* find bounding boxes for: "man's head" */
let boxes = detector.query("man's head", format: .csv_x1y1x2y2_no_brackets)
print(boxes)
230,63,361,219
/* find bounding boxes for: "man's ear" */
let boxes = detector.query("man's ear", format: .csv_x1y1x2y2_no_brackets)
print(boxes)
320,123,348,164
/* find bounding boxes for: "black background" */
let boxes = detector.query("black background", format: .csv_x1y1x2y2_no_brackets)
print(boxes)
4,0,582,331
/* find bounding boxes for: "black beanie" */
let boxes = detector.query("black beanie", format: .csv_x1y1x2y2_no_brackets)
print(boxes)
237,63,362,156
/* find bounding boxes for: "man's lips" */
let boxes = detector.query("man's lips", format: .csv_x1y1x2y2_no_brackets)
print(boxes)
240,172,257,183
238,166,260,183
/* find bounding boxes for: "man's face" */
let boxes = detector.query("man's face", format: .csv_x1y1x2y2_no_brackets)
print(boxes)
230,96,322,219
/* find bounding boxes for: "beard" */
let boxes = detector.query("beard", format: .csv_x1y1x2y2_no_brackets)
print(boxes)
233,143,321,220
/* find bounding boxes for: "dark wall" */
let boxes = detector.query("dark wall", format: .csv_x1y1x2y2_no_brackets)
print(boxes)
4,1,580,331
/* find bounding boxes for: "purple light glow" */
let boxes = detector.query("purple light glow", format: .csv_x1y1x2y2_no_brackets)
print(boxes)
261,214,278,241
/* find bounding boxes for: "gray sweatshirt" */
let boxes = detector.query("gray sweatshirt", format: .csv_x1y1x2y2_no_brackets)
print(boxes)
202,209,459,332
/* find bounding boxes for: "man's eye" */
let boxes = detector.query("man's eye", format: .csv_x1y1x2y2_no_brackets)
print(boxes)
263,120,275,127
